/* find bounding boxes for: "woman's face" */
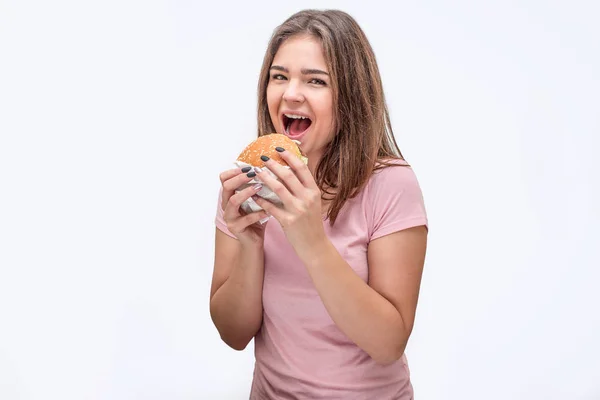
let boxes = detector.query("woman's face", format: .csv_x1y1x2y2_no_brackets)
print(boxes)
266,35,335,166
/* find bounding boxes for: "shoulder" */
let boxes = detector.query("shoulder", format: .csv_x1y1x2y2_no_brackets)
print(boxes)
352,157,424,204
362,157,428,239
368,158,420,191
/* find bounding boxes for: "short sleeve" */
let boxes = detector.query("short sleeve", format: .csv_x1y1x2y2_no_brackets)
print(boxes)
215,186,238,239
368,164,428,241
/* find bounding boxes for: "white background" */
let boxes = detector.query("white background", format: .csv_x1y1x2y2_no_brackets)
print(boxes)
1,0,599,399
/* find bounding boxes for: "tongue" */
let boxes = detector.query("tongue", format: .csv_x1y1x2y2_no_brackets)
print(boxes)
289,118,311,136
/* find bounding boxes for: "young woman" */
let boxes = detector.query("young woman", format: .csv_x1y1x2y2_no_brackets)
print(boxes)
210,9,428,399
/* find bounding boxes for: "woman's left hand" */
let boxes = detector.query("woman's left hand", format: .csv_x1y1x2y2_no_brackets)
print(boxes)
252,148,326,253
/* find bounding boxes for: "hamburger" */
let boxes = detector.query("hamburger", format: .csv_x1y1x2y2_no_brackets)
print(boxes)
233,133,307,222
236,133,307,168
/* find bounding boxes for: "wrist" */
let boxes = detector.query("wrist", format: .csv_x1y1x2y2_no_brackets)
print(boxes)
239,239,264,255
295,232,332,267
236,229,265,249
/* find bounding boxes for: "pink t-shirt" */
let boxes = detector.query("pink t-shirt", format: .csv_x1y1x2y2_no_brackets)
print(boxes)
215,160,428,399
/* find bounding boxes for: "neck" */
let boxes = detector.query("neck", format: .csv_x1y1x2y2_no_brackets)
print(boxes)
306,151,323,177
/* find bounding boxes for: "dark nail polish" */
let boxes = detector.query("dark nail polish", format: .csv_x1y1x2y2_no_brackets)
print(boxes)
241,166,252,173
247,171,256,178
275,147,285,152
260,155,270,162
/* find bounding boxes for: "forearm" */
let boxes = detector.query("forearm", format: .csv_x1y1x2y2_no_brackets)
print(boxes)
299,240,409,364
210,245,264,350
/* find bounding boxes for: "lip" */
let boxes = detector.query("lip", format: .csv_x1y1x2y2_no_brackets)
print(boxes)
280,110,313,141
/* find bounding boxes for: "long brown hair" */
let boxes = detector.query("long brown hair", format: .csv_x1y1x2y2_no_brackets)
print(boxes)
257,9,407,225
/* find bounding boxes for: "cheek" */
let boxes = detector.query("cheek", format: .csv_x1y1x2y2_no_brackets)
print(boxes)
266,89,279,121
266,87,274,108
316,96,334,128
267,91,278,127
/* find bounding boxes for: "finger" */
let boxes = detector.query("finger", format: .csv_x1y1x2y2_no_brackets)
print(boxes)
274,147,318,189
223,169,257,193
254,166,295,207
253,196,285,222
230,210,270,233
259,155,304,196
224,183,263,220
219,166,253,184
221,168,256,208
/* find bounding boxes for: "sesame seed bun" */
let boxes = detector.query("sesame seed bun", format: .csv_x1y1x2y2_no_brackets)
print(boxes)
236,133,307,167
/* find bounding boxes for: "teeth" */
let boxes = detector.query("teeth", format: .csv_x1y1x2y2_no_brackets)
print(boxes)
284,114,308,119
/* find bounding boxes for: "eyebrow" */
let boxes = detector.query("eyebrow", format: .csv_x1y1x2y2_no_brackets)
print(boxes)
270,65,330,76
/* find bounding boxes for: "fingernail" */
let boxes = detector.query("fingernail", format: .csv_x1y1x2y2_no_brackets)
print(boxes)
275,147,285,152
252,184,262,191
247,171,256,178
241,166,252,173
260,155,270,162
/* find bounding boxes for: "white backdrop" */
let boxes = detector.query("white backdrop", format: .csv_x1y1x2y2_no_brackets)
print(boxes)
1,1,599,399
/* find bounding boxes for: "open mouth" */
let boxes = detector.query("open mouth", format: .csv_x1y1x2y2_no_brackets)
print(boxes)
282,113,312,140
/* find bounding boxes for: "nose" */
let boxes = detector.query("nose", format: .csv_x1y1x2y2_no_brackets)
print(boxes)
282,80,304,103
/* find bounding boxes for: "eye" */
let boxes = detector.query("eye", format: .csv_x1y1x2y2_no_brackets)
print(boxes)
309,78,327,86
270,73,287,81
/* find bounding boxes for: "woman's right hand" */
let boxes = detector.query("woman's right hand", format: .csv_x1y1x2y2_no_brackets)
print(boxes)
219,167,270,246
